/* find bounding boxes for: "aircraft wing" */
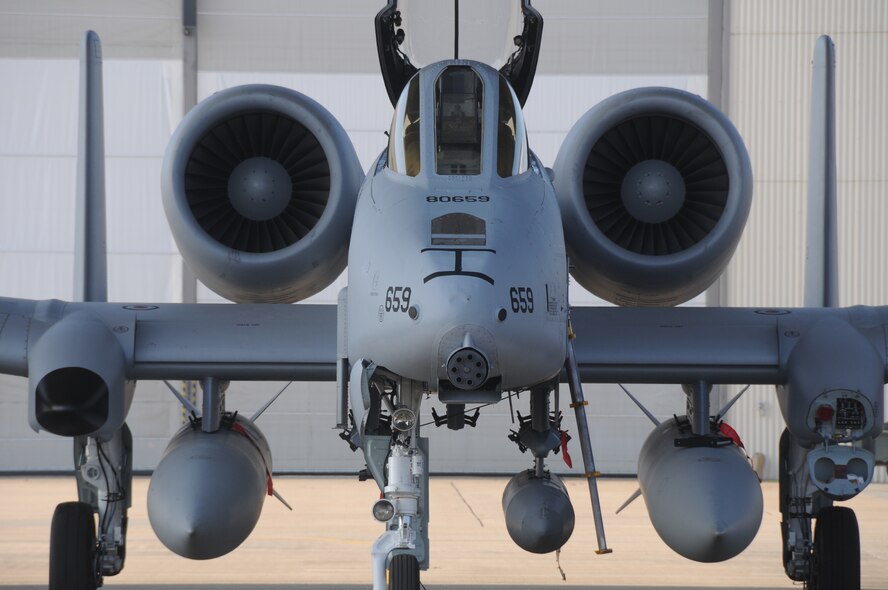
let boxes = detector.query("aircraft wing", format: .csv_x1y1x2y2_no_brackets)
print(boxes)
569,305,888,385
0,297,337,381
7,295,887,388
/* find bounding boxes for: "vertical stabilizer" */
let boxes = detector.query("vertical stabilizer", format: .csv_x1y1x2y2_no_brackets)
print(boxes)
803,35,838,308
73,30,108,303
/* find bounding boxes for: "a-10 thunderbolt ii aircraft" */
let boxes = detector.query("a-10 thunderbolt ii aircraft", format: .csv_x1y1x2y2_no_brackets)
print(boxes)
0,1,884,589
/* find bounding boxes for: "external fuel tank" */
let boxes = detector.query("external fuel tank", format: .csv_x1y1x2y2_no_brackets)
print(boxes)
637,417,762,562
147,415,272,560
502,470,575,554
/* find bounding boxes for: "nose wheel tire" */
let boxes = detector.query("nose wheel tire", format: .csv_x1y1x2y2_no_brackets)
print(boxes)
810,506,859,590
389,553,420,590
49,501,99,590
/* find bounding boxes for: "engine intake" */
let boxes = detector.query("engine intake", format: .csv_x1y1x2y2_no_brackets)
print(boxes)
554,87,752,306
162,84,364,303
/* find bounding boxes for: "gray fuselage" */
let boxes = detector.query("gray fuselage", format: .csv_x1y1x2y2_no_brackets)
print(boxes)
347,60,567,397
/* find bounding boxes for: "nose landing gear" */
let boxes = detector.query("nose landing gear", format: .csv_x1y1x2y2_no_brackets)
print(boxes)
346,361,428,590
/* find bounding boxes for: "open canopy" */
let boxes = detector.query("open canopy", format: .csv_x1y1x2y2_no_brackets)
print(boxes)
375,0,543,107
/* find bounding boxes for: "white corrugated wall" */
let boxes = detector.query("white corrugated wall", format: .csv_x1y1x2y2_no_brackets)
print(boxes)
1,1,886,480
724,0,888,481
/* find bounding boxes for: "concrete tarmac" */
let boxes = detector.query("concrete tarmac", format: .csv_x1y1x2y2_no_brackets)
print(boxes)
0,476,886,589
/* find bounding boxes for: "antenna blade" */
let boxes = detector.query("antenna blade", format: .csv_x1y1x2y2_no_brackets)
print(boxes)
615,488,642,515
251,381,293,422
163,380,200,417
617,384,660,426
804,35,838,308
74,30,108,303
272,489,294,511
716,384,752,420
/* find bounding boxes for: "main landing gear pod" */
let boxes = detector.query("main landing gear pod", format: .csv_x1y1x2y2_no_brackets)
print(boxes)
779,428,869,588
776,316,880,587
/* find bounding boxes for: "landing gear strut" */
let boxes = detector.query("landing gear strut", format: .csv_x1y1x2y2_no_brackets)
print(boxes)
779,428,861,590
50,423,133,589
348,361,428,590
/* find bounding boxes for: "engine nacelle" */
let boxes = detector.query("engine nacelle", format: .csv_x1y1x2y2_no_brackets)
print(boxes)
553,87,752,306
502,470,575,554
28,311,134,440
147,414,272,560
638,417,762,562
162,84,364,303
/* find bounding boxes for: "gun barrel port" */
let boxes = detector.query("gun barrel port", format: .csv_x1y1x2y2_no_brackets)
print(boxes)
446,347,489,390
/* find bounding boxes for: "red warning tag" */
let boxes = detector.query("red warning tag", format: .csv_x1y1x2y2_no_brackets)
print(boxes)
560,431,573,469
719,422,745,449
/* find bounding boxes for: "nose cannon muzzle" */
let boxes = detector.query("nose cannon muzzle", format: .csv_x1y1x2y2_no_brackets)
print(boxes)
446,347,489,391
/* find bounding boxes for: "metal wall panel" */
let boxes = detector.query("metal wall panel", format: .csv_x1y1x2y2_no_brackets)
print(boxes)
197,0,380,73
535,0,708,74
724,0,888,481
0,0,180,59
196,0,709,75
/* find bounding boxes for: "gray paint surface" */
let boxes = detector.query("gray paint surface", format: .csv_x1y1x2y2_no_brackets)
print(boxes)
804,35,839,309
73,30,107,304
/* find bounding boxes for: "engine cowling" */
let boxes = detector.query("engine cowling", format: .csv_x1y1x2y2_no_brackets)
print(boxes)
553,87,752,306
162,84,364,303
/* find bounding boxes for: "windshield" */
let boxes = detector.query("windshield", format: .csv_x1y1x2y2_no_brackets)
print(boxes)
398,0,524,69
387,64,528,179
436,67,484,175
